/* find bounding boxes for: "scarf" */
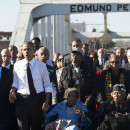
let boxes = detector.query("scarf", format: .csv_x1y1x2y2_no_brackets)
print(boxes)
105,71,125,99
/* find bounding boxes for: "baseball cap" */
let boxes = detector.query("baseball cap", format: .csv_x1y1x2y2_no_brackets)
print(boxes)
71,48,84,56
112,84,126,93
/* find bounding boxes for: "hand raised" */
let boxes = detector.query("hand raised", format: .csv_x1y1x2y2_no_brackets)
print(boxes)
75,108,83,117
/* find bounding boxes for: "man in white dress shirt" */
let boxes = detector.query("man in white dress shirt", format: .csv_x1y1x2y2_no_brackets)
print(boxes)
9,42,52,130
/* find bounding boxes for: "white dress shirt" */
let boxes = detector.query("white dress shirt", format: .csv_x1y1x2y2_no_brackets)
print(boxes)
12,58,52,95
98,58,105,67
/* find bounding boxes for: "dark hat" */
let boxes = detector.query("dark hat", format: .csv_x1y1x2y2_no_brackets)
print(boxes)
112,84,126,93
71,48,84,56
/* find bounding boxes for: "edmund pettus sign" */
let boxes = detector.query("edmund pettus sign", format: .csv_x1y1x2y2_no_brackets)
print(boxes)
70,4,130,13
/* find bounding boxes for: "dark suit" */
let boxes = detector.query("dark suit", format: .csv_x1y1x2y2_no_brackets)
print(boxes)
0,67,13,130
46,64,57,103
10,64,14,70
123,63,130,74
63,53,71,67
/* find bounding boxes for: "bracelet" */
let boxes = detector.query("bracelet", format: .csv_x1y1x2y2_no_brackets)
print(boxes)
52,98,57,102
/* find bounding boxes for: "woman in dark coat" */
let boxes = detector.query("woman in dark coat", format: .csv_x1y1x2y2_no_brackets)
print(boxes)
97,84,130,130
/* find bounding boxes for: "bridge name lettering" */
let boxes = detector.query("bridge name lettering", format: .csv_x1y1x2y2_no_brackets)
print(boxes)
70,4,130,13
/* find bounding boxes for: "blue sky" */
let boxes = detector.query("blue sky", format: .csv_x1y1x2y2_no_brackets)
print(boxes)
71,12,130,32
1,0,130,33
0,0,19,32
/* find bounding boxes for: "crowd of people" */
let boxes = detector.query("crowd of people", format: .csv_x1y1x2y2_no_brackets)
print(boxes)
0,37,130,130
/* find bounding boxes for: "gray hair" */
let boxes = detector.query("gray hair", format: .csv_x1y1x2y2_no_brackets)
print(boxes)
64,88,79,99
38,47,50,56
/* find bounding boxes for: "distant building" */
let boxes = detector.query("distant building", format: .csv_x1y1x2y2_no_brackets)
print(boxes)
71,22,86,32
0,32,12,51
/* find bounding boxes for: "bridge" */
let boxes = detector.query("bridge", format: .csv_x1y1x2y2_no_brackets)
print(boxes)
10,0,130,56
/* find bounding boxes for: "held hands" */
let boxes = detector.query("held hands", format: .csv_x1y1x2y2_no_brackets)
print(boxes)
46,123,54,130
42,102,50,113
9,88,17,103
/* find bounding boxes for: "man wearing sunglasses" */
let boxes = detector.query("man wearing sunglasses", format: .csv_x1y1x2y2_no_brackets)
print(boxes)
98,54,130,103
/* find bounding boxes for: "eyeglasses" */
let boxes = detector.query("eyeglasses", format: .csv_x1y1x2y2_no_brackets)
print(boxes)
110,61,120,64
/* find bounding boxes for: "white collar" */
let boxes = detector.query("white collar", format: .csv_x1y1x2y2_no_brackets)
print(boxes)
98,58,104,61
23,58,35,66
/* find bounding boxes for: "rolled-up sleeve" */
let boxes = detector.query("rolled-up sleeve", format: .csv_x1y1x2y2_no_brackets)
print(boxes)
42,65,52,93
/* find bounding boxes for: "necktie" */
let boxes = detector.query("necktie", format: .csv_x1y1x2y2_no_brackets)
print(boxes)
27,63,36,95
102,59,104,67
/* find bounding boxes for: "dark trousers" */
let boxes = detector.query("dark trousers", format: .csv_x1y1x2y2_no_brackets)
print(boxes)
15,92,45,130
0,102,13,130
0,115,12,130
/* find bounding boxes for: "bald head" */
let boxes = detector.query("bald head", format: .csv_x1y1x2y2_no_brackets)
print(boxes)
1,49,11,66
116,48,125,60
38,47,49,63
71,40,82,50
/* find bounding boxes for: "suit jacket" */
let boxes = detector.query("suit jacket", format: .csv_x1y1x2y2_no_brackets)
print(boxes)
10,64,14,70
0,67,13,117
46,64,57,99
123,63,130,74
63,53,71,67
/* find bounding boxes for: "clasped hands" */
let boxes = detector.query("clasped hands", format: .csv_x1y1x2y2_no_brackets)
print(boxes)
9,88,17,103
